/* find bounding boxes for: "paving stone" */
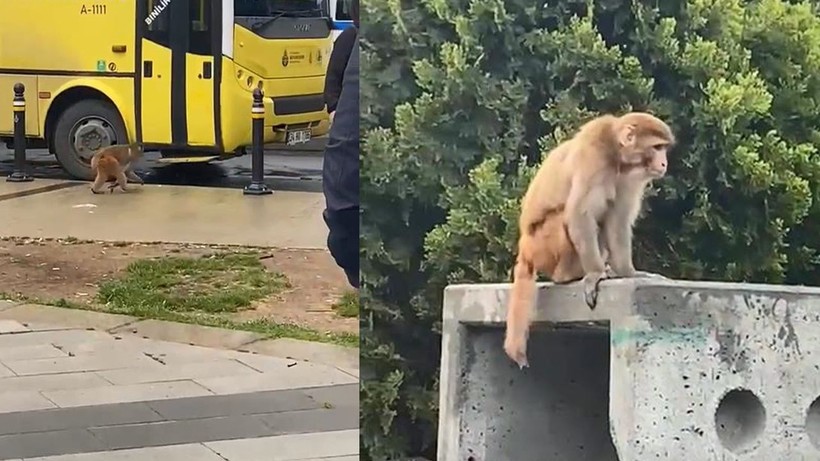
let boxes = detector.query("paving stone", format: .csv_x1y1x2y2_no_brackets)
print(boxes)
110,320,262,350
0,330,112,349
336,366,359,378
302,383,359,409
243,338,359,371
22,444,226,460
0,344,67,361
0,363,14,378
52,338,240,367
89,415,274,450
0,428,105,459
42,380,213,408
0,321,29,334
95,359,260,385
0,391,56,413
0,300,19,311
0,304,135,331
0,371,111,393
3,352,157,376
194,362,357,395
146,388,319,420
257,406,358,435
204,429,360,460
0,402,163,436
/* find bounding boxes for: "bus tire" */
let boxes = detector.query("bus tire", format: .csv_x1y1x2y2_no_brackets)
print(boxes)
53,99,128,181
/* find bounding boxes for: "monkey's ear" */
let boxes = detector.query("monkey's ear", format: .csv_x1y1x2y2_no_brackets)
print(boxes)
617,124,637,148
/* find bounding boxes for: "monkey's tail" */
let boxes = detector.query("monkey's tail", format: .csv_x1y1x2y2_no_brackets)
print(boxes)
508,255,536,331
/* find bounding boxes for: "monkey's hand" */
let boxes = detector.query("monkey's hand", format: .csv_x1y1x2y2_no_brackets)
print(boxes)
582,271,608,310
503,331,530,369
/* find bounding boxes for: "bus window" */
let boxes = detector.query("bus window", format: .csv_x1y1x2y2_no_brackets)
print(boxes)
145,0,171,47
235,0,323,17
189,0,212,55
335,0,351,21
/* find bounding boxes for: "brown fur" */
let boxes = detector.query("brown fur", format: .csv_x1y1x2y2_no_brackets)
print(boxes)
90,143,145,194
504,112,675,368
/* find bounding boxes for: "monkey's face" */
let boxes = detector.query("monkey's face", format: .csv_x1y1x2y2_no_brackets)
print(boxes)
615,114,674,180
619,137,669,181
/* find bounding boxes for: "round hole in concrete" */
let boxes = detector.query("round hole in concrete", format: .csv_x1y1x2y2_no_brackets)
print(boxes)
715,388,766,453
805,396,820,449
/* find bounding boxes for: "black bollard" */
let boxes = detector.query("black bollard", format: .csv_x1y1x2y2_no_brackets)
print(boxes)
7,83,33,182
243,87,272,195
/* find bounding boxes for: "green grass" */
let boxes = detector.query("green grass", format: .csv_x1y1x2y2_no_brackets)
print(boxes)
97,252,286,315
1,252,359,348
332,291,359,318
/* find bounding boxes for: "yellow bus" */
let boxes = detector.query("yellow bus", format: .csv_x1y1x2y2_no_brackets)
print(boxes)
0,0,332,179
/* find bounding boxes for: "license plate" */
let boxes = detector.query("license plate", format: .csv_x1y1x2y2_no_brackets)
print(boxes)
286,129,311,146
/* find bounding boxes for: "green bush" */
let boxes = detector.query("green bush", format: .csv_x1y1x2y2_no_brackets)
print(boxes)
360,0,820,459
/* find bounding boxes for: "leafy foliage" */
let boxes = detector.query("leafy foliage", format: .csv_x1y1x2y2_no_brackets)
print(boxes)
360,0,820,458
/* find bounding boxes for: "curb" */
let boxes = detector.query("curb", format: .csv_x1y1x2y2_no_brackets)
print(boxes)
0,301,359,378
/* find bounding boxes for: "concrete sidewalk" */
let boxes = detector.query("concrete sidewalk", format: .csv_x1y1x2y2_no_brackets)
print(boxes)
0,180,328,249
0,302,358,460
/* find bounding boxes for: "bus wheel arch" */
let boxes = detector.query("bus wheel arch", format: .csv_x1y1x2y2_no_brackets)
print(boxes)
46,87,128,180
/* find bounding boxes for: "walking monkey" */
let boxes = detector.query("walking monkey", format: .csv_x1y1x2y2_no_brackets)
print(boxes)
89,143,145,194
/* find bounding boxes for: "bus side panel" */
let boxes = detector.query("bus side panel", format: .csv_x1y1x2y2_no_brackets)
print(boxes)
0,1,135,74
219,58,252,152
37,77,136,143
0,75,40,137
140,39,173,144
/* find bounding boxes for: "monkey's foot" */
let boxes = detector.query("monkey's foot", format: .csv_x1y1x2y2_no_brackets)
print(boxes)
503,333,530,369
90,188,104,195
582,271,608,310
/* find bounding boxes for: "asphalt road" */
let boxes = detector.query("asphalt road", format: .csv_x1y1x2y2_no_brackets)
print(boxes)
0,140,325,193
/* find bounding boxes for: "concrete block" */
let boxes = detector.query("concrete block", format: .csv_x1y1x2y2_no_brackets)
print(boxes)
438,279,820,461
242,338,359,371
109,319,262,350
203,429,360,460
0,304,135,331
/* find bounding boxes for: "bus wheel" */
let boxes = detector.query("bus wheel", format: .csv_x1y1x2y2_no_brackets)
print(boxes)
53,100,127,180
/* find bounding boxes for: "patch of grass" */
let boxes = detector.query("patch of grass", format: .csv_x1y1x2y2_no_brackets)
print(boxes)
2,252,360,348
97,252,287,315
332,291,359,318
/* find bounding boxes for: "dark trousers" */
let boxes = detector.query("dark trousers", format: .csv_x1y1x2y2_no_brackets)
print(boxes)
323,207,359,288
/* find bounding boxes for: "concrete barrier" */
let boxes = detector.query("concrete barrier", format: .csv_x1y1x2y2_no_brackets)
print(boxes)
437,278,820,461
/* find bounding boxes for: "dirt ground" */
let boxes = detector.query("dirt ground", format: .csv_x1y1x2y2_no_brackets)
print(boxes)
0,237,358,335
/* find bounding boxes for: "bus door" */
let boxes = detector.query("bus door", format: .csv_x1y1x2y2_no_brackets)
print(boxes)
137,0,219,148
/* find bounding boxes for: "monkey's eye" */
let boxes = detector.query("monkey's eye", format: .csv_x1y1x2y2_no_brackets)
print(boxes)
652,143,666,152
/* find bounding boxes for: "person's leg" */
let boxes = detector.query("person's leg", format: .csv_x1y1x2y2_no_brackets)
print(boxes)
323,207,359,288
